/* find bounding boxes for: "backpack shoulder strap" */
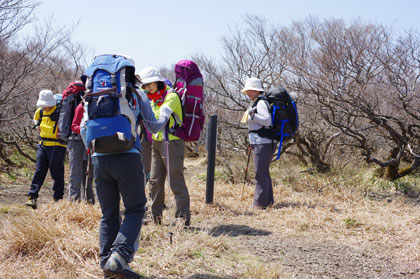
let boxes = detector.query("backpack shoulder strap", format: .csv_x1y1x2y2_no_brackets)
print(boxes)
32,109,44,129
167,90,183,126
252,95,270,112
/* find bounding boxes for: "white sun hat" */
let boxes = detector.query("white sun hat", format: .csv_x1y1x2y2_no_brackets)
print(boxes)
139,67,163,84
241,77,264,94
36,90,56,107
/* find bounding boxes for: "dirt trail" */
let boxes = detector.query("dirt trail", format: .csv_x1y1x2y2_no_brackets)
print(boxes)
239,234,416,278
1,157,420,278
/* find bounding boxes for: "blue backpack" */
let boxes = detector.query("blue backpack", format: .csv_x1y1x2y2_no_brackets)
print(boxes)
81,54,139,153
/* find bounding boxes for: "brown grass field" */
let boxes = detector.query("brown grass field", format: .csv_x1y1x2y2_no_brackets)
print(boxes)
0,155,419,278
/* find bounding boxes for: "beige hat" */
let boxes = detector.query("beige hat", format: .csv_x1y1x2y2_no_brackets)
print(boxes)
241,77,264,94
139,67,163,84
36,90,56,107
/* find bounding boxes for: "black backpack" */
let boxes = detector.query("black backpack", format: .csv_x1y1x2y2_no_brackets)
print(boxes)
250,86,298,160
57,81,86,141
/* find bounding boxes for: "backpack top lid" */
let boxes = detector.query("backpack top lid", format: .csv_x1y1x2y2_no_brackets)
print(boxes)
175,60,202,84
62,81,85,98
265,86,292,102
82,54,135,79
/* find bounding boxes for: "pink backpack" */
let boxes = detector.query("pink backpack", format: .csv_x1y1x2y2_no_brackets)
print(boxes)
170,60,205,142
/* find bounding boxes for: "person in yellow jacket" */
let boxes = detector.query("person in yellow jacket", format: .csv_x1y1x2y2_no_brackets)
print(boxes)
25,90,67,209
139,67,190,227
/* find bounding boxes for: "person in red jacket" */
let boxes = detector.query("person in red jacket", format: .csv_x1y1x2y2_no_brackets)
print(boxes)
71,103,94,203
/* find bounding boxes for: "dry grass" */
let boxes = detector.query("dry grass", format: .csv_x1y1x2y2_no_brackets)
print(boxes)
1,155,420,278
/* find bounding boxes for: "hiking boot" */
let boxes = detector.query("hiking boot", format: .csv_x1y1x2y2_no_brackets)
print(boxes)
25,197,37,209
103,270,116,279
104,252,142,279
152,214,162,225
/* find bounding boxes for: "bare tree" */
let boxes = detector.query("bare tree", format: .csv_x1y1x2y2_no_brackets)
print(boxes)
198,15,419,178
0,0,38,41
288,18,419,179
0,3,87,169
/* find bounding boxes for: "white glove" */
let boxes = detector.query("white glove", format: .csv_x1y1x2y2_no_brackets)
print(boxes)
159,105,173,120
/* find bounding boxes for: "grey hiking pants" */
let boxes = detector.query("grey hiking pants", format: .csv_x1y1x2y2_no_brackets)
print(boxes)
252,143,276,207
140,135,152,181
67,140,94,203
150,139,190,222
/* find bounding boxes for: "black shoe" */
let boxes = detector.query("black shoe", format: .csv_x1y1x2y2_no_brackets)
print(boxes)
104,252,142,278
152,215,162,225
103,270,117,279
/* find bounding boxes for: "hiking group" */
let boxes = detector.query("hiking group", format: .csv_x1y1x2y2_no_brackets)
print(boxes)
24,54,297,278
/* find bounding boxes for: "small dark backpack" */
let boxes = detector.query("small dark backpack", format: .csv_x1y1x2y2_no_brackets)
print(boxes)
251,86,298,160
57,81,86,141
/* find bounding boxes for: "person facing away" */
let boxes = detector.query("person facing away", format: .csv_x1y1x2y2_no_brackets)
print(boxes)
70,102,94,204
80,58,173,279
25,90,67,209
242,77,276,209
139,66,191,227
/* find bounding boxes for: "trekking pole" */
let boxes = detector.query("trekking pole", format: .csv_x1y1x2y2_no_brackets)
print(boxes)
241,145,252,201
85,150,92,202
164,126,173,245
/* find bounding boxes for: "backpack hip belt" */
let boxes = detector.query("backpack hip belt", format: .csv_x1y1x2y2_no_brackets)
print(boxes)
40,137,66,145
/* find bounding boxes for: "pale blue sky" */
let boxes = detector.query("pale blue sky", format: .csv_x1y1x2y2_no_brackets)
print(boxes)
31,0,420,72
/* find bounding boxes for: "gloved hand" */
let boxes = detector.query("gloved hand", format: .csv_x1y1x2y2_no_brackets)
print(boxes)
159,105,173,120
248,108,256,120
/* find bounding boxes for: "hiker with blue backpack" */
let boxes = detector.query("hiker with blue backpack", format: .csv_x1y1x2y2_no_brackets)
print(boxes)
242,78,276,209
139,66,191,227
242,77,299,209
80,54,173,279
25,90,67,209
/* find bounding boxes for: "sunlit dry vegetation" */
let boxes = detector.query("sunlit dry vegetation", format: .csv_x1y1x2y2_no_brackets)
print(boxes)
1,155,420,278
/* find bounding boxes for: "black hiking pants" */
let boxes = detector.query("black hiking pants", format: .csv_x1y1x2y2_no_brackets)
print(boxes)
28,144,66,200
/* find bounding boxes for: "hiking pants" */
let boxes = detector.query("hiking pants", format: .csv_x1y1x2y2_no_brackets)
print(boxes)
67,140,94,203
150,139,190,222
140,136,152,180
252,143,276,207
92,153,146,268
28,144,66,200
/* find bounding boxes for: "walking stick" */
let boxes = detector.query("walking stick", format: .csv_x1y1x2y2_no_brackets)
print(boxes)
164,126,173,245
85,149,92,202
241,145,252,200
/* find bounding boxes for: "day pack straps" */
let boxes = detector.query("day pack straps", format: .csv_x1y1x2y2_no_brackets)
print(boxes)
39,137,66,144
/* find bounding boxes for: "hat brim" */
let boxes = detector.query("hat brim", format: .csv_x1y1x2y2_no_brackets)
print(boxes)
241,86,264,94
37,99,56,108
141,76,163,85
